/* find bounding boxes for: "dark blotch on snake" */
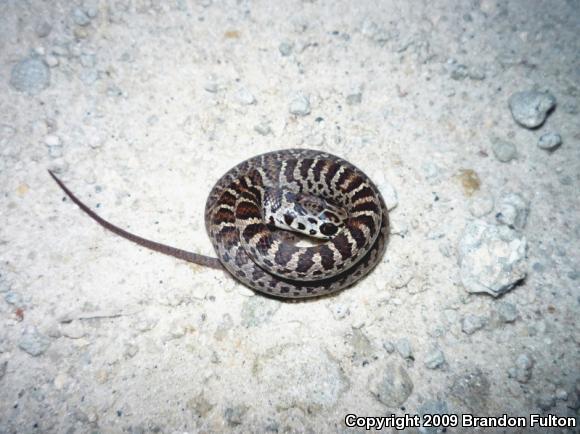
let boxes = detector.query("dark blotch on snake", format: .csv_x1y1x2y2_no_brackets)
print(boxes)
320,222,338,237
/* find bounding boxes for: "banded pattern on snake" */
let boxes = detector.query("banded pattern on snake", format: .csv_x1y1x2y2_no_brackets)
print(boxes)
50,149,389,299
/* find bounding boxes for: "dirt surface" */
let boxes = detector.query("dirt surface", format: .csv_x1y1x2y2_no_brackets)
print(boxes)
1,0,579,433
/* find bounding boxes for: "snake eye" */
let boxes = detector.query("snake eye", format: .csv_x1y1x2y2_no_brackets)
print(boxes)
319,223,338,237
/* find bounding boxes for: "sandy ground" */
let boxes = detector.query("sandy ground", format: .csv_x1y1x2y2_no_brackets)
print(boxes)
1,0,579,433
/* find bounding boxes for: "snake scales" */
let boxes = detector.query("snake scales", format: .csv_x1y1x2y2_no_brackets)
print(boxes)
50,148,389,299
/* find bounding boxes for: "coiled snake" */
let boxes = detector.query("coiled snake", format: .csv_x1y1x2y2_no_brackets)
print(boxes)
50,149,389,298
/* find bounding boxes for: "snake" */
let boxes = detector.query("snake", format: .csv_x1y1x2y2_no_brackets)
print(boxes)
49,148,389,298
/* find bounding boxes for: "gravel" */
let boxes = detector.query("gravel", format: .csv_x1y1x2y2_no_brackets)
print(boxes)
461,314,487,335
382,340,395,353
18,327,50,357
495,192,530,230
253,122,272,136
224,405,248,426
511,353,534,383
424,348,446,369
496,302,518,323
345,85,363,105
537,132,562,151
10,57,50,95
279,41,293,56
234,87,256,105
35,21,52,38
508,90,557,129
458,220,528,297
370,363,414,407
72,7,91,26
4,291,23,306
491,138,517,162
289,94,311,116
395,338,413,360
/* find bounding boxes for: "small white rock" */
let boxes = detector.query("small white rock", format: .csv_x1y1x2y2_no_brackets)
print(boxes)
44,55,59,68
44,135,61,146
289,94,311,116
234,87,256,105
537,132,562,151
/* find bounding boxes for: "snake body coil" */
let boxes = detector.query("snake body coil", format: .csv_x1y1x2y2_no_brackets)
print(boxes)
205,149,389,298
50,148,389,299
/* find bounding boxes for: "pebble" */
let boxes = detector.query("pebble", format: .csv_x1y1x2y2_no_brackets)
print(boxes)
537,132,562,151
556,388,568,401
234,87,256,105
424,348,446,369
371,363,414,407
72,7,91,26
458,169,481,195
491,138,517,162
495,192,529,230
512,353,533,383
330,303,350,320
279,41,293,56
349,328,373,362
422,162,441,184
509,90,556,129
468,192,494,218
10,57,50,95
448,61,468,80
438,238,451,258
51,45,69,57
19,326,50,356
458,220,527,297
461,314,487,335
107,84,123,97
468,68,486,81
44,134,61,147
4,291,23,306
395,338,413,360
224,405,248,427
254,122,271,136
559,175,572,186
84,3,99,19
346,86,363,105
289,94,311,116
60,321,86,339
496,302,518,323
382,340,395,354
204,80,218,93
123,343,139,359
35,21,52,38
44,55,59,68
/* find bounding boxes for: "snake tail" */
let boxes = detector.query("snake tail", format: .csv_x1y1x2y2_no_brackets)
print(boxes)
48,170,223,270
